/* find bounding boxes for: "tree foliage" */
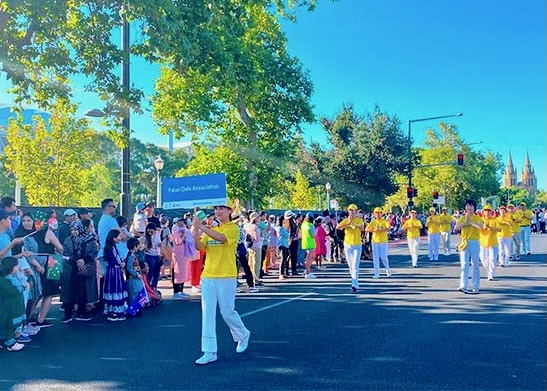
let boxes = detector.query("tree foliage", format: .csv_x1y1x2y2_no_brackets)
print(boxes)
291,170,316,210
391,123,502,211
305,105,408,210
4,99,95,206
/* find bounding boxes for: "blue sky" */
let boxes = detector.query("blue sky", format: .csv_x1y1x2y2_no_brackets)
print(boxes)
1,0,545,189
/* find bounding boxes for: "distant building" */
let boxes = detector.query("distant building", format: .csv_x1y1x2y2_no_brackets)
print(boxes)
503,152,537,194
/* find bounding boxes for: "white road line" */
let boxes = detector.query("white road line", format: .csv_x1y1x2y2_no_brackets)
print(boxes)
240,293,313,318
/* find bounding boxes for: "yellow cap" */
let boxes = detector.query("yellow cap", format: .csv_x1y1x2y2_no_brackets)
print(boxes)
410,210,417,214
373,207,383,213
347,204,358,211
499,205,507,210
519,202,526,206
429,207,436,213
507,204,515,208
483,204,493,211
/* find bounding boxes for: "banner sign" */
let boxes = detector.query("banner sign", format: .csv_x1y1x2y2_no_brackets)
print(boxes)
162,173,227,209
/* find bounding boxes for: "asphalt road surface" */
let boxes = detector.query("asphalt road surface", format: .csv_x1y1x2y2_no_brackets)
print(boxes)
2,235,546,391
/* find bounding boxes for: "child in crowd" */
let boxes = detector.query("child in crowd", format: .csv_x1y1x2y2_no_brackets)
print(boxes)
0,257,27,351
125,237,145,303
141,261,162,307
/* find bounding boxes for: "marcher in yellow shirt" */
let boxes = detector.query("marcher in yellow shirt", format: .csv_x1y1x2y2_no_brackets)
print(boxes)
402,210,423,267
439,207,454,255
518,202,533,255
507,204,523,260
336,204,365,293
192,204,250,365
479,205,500,281
365,207,391,278
426,207,441,261
454,199,483,294
496,205,513,267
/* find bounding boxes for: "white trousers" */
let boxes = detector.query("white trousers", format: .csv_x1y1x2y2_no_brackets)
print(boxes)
371,242,390,277
440,231,451,253
512,233,521,257
520,226,531,254
479,246,498,279
407,238,419,267
200,277,249,353
498,237,512,267
459,240,480,291
428,233,440,260
344,244,362,288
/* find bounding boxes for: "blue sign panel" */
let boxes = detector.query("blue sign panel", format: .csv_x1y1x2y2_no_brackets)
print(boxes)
162,173,227,209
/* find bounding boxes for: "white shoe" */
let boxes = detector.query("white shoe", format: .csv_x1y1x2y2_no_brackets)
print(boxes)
23,324,40,335
444,251,450,256
173,292,189,300
236,331,250,353
278,275,285,280
195,352,218,365
248,287,259,293
386,270,392,277
372,275,380,279
305,273,317,279
191,286,201,294
6,342,25,352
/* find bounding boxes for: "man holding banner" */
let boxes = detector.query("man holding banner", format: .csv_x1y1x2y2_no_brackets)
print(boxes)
191,203,251,365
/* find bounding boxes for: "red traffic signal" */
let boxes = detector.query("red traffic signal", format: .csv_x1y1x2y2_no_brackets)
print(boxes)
433,191,439,199
407,186,414,199
457,154,464,166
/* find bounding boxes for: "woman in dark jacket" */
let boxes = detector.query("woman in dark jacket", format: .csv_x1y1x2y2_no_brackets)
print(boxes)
61,220,98,322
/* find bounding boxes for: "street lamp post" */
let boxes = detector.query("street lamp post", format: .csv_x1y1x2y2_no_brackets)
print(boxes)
325,182,332,211
407,113,463,206
154,155,164,209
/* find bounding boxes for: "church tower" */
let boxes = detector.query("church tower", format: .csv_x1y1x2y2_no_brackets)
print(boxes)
503,152,518,188
521,152,537,194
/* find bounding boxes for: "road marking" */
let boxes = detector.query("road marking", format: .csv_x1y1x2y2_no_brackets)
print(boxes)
240,293,313,318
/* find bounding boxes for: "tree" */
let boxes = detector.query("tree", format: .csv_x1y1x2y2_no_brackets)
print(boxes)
410,123,502,210
1,0,316,142
307,105,408,210
152,2,314,208
291,171,316,210
4,99,95,206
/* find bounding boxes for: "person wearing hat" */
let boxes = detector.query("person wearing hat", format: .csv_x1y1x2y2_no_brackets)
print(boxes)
336,204,365,292
402,210,423,268
507,204,522,260
454,199,483,294
300,212,317,279
365,207,392,278
518,202,533,255
425,207,441,261
58,209,78,245
496,206,513,267
245,211,263,286
479,204,500,281
191,203,251,365
439,207,454,256
130,202,148,238
77,208,92,221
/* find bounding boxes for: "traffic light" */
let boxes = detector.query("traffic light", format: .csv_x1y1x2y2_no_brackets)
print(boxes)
457,154,464,166
407,186,414,199
433,191,439,200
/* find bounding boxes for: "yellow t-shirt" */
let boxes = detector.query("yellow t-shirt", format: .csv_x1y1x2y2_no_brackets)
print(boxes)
426,215,441,234
341,217,364,246
439,214,453,233
367,218,389,243
496,215,513,238
480,217,498,247
200,221,239,278
457,215,482,241
520,210,533,226
402,218,423,239
510,211,523,233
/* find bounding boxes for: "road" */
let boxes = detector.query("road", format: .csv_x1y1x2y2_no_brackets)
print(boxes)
2,235,546,391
